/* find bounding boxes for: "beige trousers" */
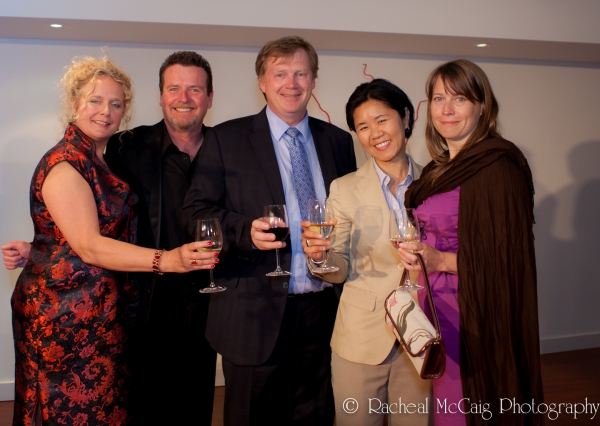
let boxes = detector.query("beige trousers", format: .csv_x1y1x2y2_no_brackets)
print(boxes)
331,344,433,426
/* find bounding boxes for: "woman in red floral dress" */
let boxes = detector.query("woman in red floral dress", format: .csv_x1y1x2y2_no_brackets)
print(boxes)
10,56,218,426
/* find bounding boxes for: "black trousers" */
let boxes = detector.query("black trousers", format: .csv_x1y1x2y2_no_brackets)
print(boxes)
222,288,338,426
131,274,216,426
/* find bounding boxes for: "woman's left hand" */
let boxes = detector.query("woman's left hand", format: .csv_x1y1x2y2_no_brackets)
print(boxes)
161,241,220,273
397,242,457,274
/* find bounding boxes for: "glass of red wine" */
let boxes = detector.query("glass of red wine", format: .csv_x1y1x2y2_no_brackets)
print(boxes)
264,204,291,277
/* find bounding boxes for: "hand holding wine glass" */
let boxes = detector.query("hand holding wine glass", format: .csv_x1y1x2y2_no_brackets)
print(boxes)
195,218,225,293
389,208,423,291
307,198,339,273
264,204,291,277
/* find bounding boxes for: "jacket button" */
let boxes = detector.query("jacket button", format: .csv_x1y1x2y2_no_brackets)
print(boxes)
283,282,289,289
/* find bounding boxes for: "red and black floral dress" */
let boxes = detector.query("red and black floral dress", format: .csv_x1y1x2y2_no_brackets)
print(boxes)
11,125,138,426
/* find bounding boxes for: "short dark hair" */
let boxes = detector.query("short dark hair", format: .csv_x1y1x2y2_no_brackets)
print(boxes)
159,51,213,94
255,36,319,79
345,78,415,137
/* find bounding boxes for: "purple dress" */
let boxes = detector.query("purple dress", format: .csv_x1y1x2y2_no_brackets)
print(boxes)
416,186,465,426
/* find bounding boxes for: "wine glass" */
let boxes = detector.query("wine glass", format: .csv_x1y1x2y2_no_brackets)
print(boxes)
307,198,339,273
195,218,225,293
389,208,423,291
264,205,291,277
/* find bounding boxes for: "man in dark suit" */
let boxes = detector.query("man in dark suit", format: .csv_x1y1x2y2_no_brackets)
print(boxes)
105,51,217,426
182,36,357,425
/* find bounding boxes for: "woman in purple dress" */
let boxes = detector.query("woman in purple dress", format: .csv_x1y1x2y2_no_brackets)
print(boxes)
398,60,544,425
10,56,217,426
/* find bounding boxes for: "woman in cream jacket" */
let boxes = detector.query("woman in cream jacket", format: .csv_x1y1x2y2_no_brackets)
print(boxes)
302,79,431,426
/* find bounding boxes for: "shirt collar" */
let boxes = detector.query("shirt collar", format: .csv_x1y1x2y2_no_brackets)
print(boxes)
372,155,414,188
161,123,207,157
266,105,310,142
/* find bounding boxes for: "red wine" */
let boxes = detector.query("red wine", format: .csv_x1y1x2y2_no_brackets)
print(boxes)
266,227,290,241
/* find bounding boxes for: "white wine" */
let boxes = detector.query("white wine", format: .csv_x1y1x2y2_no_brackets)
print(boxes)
390,238,419,252
309,223,334,239
200,247,222,253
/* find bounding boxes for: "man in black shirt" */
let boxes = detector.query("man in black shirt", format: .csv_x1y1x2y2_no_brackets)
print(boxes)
105,51,216,426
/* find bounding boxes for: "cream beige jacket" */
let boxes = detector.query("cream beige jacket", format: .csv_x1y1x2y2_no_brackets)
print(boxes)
312,157,422,365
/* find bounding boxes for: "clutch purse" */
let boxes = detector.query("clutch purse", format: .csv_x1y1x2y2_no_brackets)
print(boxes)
384,254,446,379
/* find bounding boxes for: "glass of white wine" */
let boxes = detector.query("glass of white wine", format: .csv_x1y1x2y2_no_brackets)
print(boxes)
389,208,423,291
195,218,225,293
307,198,339,273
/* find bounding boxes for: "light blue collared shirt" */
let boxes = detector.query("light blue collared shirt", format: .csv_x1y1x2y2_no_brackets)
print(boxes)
373,155,415,212
266,106,329,294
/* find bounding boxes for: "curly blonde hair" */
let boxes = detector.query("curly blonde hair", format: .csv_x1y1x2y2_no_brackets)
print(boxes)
60,54,133,129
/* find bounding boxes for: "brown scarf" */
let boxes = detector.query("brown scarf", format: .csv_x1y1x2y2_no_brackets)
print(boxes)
406,137,544,426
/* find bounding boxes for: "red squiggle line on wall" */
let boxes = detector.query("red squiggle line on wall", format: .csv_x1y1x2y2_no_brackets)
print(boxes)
311,93,332,123
362,64,375,80
414,100,428,125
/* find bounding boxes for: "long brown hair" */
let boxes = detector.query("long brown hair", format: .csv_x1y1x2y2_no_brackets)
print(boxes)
424,59,500,182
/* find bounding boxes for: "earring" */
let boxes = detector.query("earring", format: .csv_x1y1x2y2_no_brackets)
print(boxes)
405,127,411,137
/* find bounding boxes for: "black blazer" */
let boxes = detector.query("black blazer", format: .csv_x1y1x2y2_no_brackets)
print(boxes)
106,120,210,249
181,108,357,365
105,121,210,320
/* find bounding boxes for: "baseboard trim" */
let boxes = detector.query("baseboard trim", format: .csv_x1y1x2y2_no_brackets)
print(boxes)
0,357,225,402
2,337,597,402
540,332,600,354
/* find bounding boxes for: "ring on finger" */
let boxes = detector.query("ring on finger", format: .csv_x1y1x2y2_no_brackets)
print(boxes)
191,259,198,266
305,239,310,248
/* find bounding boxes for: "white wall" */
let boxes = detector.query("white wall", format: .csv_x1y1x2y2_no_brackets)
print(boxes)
1,38,600,400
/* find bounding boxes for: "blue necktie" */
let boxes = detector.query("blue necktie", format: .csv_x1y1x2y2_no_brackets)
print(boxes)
285,127,322,290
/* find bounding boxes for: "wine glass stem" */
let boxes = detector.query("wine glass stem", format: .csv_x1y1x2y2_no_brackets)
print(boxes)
274,248,282,273
209,269,215,288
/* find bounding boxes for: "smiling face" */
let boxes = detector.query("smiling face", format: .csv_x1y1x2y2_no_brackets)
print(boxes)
72,76,125,146
353,99,409,169
159,64,213,134
259,49,315,126
430,76,482,152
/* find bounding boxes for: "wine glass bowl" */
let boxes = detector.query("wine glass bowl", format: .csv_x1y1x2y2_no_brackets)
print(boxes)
307,198,339,273
195,218,226,293
264,205,291,277
389,208,423,291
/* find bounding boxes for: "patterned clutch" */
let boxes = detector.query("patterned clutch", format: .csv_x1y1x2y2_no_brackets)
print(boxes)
384,254,446,379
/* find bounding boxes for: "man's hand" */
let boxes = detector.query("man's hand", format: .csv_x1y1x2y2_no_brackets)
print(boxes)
2,240,31,270
251,218,287,251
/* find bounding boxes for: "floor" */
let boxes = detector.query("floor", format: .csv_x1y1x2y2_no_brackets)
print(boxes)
1,347,599,425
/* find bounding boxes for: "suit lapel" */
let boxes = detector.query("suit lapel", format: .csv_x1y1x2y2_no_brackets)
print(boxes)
137,122,165,247
248,109,286,204
309,118,337,195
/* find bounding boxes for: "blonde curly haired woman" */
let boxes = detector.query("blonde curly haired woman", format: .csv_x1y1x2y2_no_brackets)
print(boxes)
10,55,216,426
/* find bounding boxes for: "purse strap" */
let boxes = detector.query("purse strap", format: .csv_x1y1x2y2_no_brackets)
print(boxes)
384,253,442,353
414,253,442,340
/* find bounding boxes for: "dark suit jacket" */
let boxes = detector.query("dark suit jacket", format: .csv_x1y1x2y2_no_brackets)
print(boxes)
105,120,205,250
181,107,357,365
105,121,210,315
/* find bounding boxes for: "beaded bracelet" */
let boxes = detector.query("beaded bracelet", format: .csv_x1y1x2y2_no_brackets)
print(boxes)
153,249,164,275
